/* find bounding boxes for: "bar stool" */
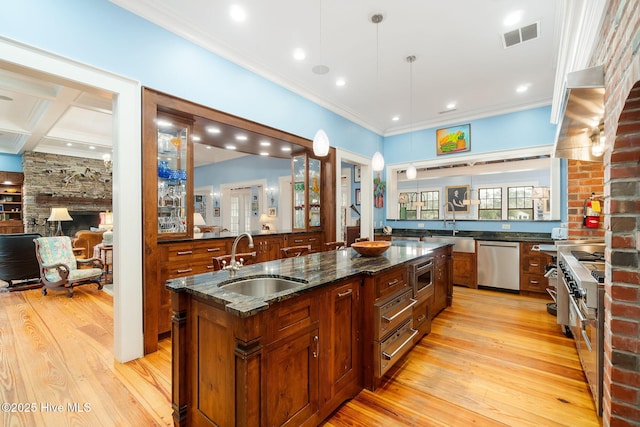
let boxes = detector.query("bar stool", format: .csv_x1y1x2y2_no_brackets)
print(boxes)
280,245,312,258
354,237,370,244
212,252,257,271
324,241,346,251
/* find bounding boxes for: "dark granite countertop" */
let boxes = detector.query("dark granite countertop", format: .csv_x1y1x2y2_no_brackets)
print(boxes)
375,228,554,243
166,242,446,317
161,228,309,243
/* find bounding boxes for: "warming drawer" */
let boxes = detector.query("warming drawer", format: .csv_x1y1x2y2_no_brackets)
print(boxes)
375,319,418,377
374,288,416,341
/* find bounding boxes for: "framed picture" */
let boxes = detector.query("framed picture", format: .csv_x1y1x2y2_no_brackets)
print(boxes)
213,207,220,217
268,207,277,217
445,185,470,213
355,188,361,205
354,165,361,182
436,124,471,155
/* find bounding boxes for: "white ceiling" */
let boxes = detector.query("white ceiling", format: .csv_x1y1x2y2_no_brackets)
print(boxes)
0,0,560,162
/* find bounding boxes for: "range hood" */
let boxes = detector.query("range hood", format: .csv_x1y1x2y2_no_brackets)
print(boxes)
553,65,605,162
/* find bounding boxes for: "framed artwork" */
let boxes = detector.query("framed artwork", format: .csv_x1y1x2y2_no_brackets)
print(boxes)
445,185,470,213
213,207,220,217
268,207,277,217
436,124,471,155
355,188,361,205
354,165,361,182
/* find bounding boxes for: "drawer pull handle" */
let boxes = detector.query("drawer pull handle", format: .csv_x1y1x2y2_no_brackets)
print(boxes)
337,289,353,298
308,238,316,242
530,280,539,285
177,250,193,255
382,329,418,359
293,239,303,243
387,278,400,287
177,268,193,274
382,299,417,322
417,314,426,323
207,248,221,252
530,263,539,267
206,265,213,269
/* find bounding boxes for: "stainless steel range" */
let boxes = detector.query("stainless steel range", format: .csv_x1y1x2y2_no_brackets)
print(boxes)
558,243,605,416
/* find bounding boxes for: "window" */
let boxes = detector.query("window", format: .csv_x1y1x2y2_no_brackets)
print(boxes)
478,187,502,220
507,186,534,220
419,190,439,220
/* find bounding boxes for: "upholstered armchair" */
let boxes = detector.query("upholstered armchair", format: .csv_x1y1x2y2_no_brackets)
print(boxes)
72,230,105,259
34,236,104,297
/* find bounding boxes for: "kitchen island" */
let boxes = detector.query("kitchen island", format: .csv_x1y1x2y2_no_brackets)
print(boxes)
166,242,452,427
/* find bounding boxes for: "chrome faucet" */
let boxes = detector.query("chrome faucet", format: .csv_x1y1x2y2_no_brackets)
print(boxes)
225,232,254,277
443,202,459,236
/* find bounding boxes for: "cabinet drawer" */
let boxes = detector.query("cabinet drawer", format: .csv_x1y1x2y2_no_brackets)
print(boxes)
192,240,228,259
412,298,431,341
521,254,546,274
162,264,199,279
375,319,417,377
375,267,408,301
267,294,319,343
160,243,195,262
374,289,415,341
287,232,323,252
520,273,548,293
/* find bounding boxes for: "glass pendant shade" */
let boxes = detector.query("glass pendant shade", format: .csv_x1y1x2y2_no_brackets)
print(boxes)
406,164,417,180
372,151,385,171
312,129,330,157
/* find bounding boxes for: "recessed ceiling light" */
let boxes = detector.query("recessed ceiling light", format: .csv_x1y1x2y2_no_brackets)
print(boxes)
504,10,523,27
206,146,212,150
89,146,95,150
66,142,73,147
192,135,201,141
260,140,271,146
446,103,456,110
229,5,246,22
259,152,269,156
0,95,13,101
516,84,529,93
281,147,291,152
235,134,248,141
336,78,346,87
206,126,221,134
392,116,400,122
225,144,237,150
102,153,111,162
293,48,306,61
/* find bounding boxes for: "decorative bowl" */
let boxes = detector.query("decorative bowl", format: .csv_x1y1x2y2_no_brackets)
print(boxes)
351,240,391,257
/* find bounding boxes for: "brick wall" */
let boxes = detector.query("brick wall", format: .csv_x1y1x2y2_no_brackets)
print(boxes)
567,160,605,240
592,0,640,425
22,152,112,236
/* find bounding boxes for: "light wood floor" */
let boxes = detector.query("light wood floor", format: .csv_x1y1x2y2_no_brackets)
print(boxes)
0,286,600,426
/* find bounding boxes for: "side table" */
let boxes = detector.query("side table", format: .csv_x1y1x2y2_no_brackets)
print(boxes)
93,243,113,284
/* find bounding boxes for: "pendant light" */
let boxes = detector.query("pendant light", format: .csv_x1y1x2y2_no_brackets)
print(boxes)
406,55,417,180
312,0,330,157
371,13,385,172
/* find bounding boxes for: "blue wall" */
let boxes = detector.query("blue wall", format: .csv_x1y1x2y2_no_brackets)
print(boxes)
0,154,22,172
0,0,380,158
1,1,561,235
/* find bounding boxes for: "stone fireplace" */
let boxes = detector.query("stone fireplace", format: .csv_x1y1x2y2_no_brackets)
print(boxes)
22,152,112,237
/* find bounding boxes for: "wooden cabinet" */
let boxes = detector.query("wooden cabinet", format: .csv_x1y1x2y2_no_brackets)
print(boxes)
158,239,229,334
520,242,552,295
0,171,24,234
320,279,360,415
432,245,453,319
292,152,322,230
286,231,323,253
452,251,477,288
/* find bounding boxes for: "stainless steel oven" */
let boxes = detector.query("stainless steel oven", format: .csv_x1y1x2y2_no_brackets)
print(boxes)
558,244,604,416
410,256,434,302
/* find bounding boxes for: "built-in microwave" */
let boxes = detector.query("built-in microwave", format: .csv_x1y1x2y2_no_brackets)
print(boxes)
410,257,434,301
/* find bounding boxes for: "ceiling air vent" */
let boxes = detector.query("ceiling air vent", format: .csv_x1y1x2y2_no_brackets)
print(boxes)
502,21,539,48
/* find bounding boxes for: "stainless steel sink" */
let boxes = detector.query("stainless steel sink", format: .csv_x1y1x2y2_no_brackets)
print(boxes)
421,236,475,253
219,276,303,297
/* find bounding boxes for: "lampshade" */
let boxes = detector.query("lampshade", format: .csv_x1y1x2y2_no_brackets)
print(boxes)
193,212,206,226
372,151,385,171
312,129,330,157
48,207,72,222
259,213,271,223
406,164,417,180
100,210,113,227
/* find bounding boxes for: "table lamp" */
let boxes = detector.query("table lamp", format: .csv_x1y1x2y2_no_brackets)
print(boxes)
48,207,73,236
193,212,206,233
259,213,272,230
100,210,114,246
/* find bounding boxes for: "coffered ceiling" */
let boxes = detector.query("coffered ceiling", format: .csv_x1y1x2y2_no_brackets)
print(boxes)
0,0,560,163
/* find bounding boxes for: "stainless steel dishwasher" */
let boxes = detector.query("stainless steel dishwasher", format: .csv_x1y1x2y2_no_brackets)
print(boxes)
477,241,520,291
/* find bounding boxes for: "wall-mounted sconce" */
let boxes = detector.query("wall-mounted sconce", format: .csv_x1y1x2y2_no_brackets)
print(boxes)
212,192,219,207
462,190,480,206
266,187,276,206
591,129,605,157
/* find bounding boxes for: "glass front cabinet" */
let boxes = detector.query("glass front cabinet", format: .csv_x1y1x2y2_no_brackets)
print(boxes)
292,152,322,230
